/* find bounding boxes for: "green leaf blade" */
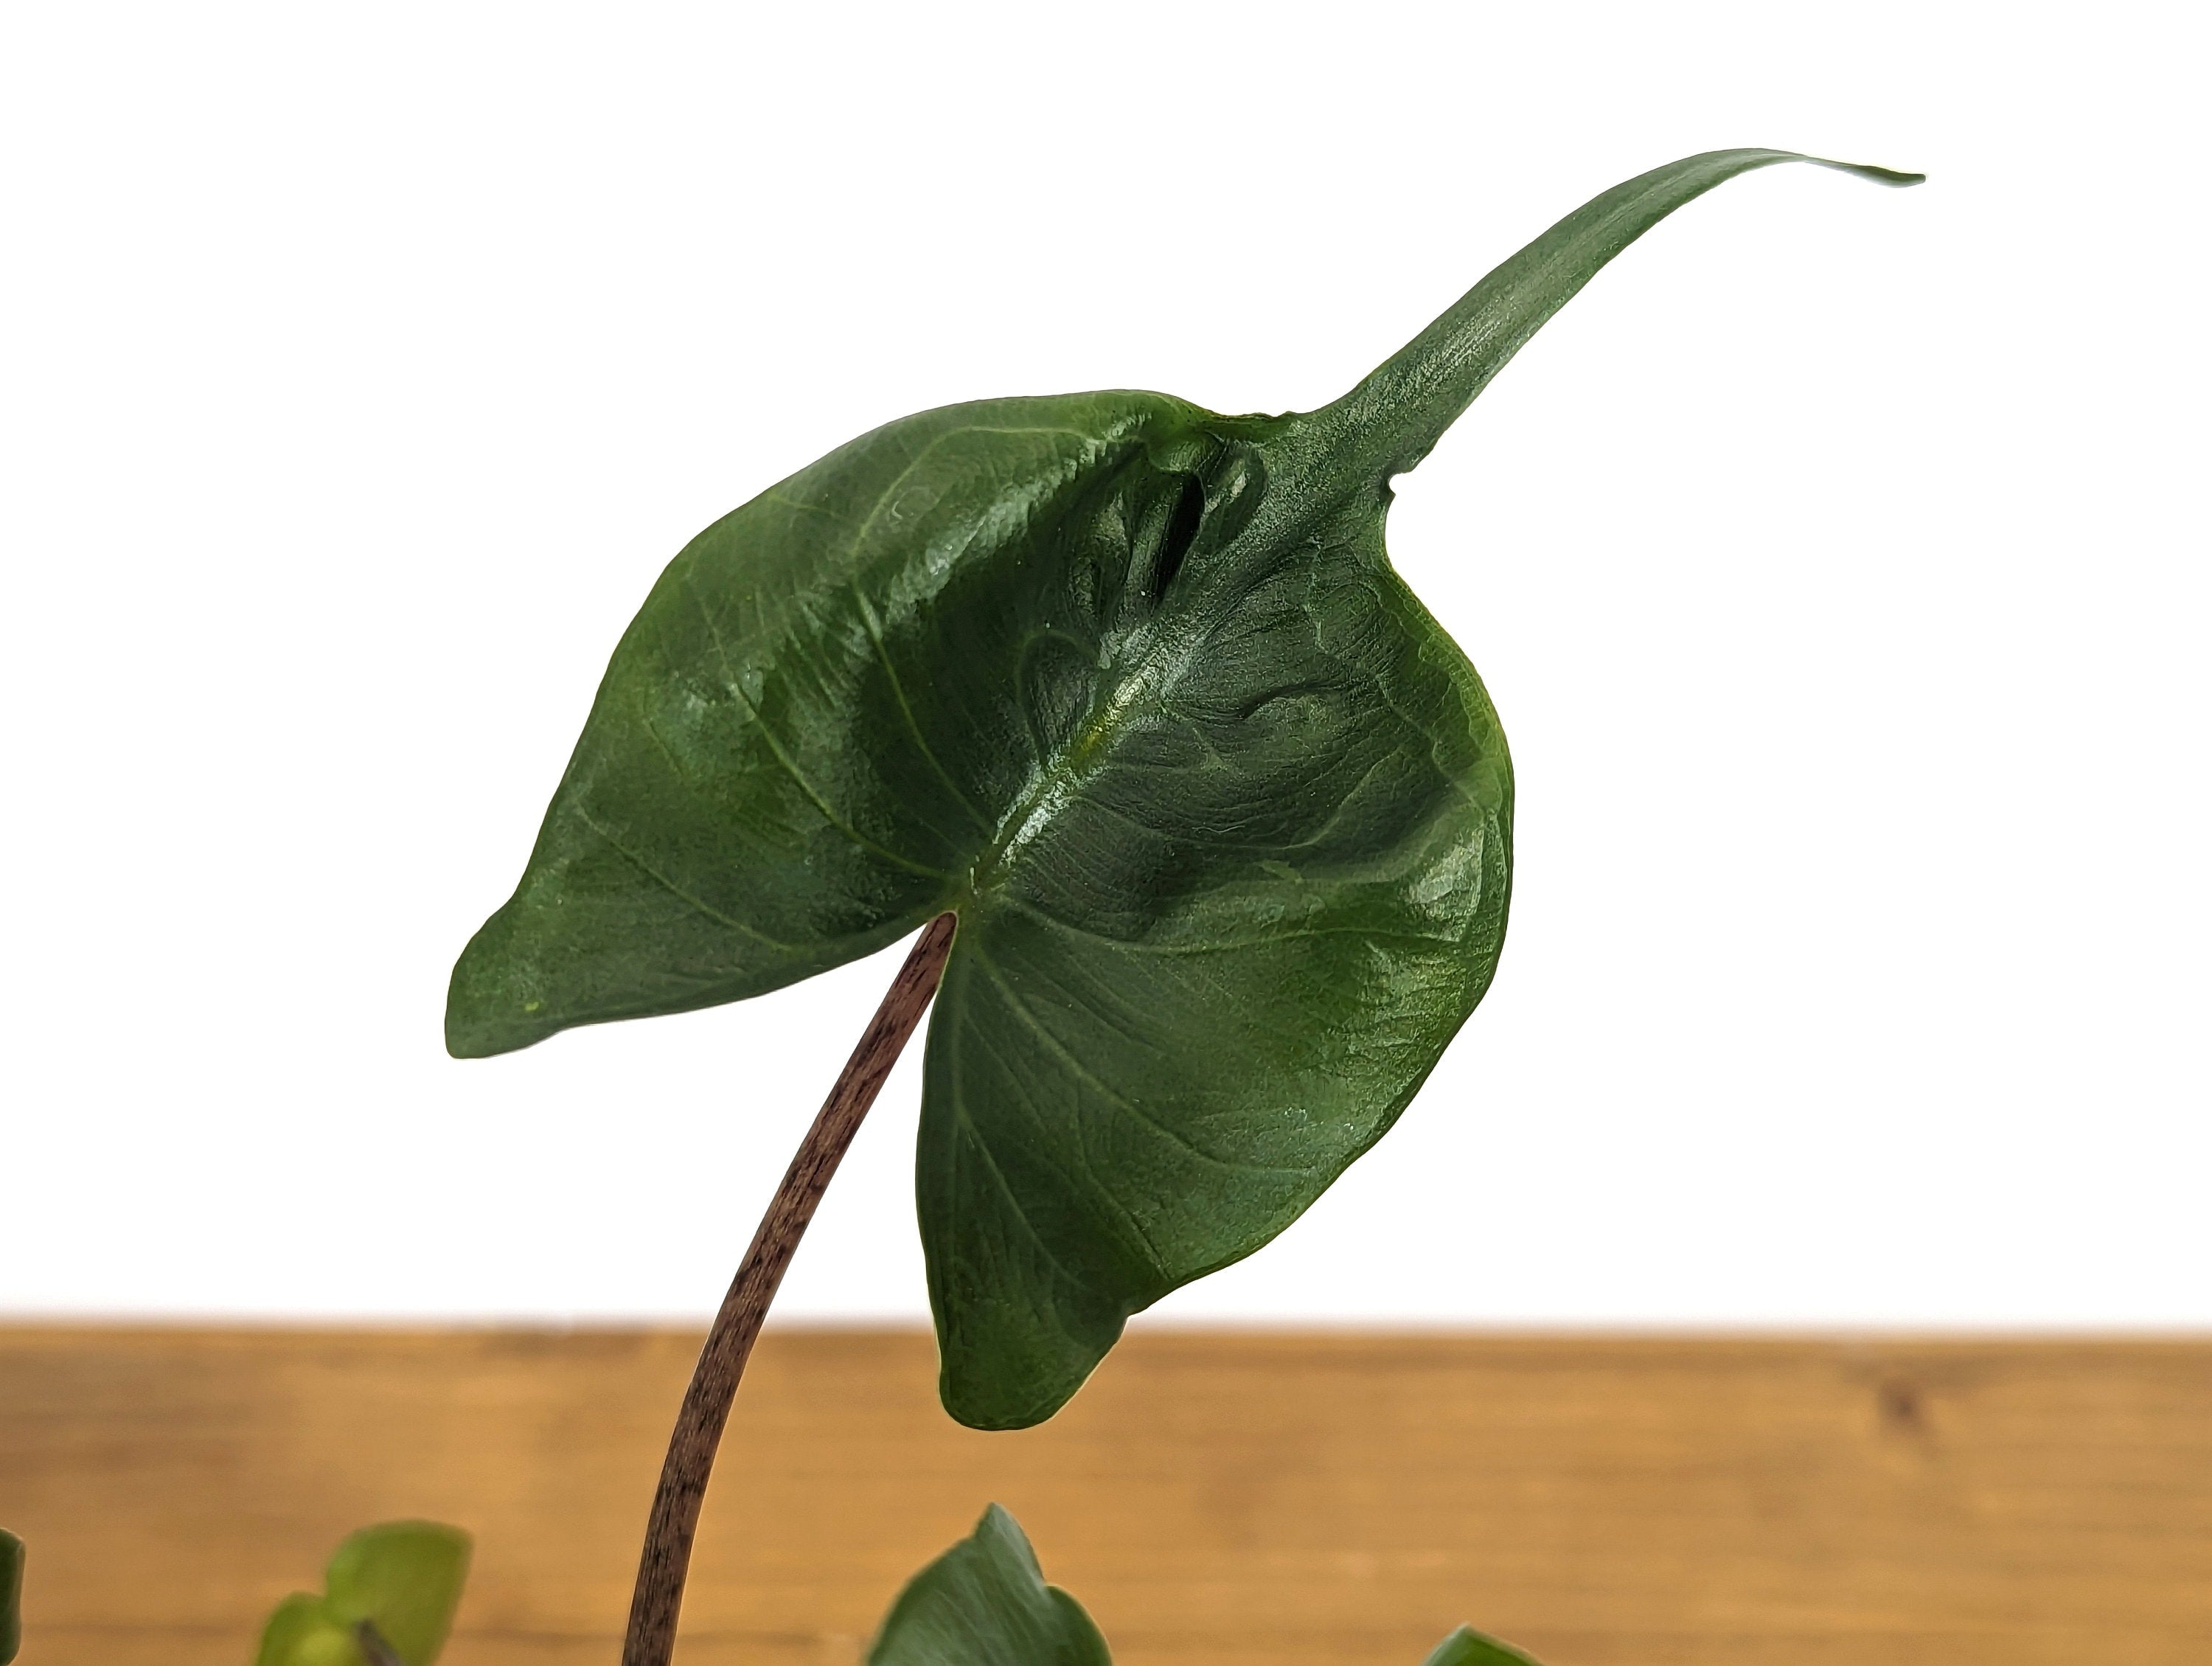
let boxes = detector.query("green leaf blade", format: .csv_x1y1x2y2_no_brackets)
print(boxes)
447,392,1206,1058
256,1521,471,1666
254,1593,358,1666
869,1505,1111,1666
450,149,1914,1429
1421,1625,1549,1666
1291,148,1923,490
928,517,1510,1427
1,1528,21,1666
322,1520,470,1666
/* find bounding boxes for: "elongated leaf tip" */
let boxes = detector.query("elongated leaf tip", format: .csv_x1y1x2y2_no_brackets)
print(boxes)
1304,147,1925,490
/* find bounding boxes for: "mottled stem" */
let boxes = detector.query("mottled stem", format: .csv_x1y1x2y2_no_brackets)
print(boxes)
621,913,960,1666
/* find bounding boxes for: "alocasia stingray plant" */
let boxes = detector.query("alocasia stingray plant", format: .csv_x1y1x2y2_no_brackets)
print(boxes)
448,148,1919,1666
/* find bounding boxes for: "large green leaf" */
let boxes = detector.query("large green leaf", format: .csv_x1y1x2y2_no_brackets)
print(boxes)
449,149,1919,1427
254,1521,471,1666
868,1506,1110,1666
1,1527,21,1666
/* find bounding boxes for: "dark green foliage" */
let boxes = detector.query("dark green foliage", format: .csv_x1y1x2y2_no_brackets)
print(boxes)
1,1528,21,1666
868,1506,1110,1666
254,1521,471,1666
1420,1624,1551,1666
872,1506,1551,1666
449,150,1919,1428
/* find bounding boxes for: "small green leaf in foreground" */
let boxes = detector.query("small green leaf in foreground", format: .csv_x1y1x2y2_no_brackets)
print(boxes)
869,1505,1110,1666
254,1521,471,1666
1421,1622,1549,1666
874,1507,1551,1666
1,1527,22,1666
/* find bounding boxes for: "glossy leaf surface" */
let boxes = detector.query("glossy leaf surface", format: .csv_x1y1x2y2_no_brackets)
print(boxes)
254,1521,471,1666
450,149,1919,1427
869,1506,1110,1666
1,1528,21,1666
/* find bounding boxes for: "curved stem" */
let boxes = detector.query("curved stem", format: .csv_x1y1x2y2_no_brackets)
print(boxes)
621,912,960,1666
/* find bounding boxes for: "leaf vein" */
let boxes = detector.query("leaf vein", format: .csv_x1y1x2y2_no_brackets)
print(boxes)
970,940,1308,1178
851,583,994,833
1000,895,1458,959
681,569,956,881
947,982,1105,1298
571,807,795,951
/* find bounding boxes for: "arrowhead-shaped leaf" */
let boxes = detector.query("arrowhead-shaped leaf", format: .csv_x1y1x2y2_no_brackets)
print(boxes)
1,1528,21,1666
869,1506,1110,1666
449,149,1919,1426
254,1521,471,1666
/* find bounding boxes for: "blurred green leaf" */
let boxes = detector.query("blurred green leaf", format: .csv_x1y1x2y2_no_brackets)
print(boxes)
324,1521,470,1665
253,1592,358,1666
254,1521,471,1666
1420,1623,1548,1666
869,1505,1110,1666
1,1527,22,1666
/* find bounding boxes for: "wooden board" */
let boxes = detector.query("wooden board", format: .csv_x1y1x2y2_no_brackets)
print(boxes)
1,1327,2207,1665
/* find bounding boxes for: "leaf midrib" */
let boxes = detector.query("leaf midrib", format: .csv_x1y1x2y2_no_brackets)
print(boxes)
959,500,1329,906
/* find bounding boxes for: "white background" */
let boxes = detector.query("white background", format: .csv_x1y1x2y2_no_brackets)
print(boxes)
3,3,2204,1329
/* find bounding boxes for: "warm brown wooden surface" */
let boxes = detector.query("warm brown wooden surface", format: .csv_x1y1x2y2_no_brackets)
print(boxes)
1,1328,2208,1666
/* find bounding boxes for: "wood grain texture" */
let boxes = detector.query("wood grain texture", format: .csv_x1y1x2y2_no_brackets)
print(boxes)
1,1327,2206,1666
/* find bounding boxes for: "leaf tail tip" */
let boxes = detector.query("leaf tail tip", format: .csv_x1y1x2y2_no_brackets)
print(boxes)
1833,160,1926,187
